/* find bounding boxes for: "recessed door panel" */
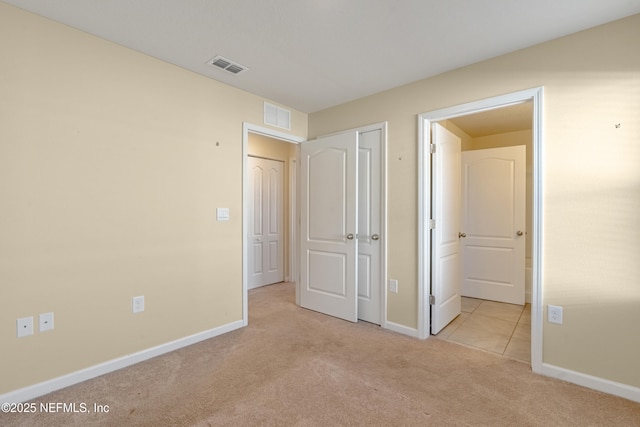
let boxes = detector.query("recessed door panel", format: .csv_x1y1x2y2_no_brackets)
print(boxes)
358,253,372,300
465,245,513,284
466,159,515,238
308,149,348,242
308,251,347,297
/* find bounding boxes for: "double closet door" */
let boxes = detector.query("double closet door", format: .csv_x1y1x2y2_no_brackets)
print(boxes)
299,129,383,324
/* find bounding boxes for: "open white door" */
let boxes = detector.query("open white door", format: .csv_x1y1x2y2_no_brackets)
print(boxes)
300,131,358,322
431,123,462,334
461,146,526,304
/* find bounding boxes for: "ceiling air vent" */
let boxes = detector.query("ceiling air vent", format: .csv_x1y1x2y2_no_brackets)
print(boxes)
207,55,248,74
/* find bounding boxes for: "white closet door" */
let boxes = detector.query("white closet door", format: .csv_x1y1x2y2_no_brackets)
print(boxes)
300,132,358,322
248,156,284,289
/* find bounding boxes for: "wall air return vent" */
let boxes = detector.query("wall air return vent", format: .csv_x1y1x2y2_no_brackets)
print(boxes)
264,102,291,130
207,55,248,74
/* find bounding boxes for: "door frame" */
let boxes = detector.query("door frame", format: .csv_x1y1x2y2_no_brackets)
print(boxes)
242,122,305,326
417,87,544,374
299,122,388,327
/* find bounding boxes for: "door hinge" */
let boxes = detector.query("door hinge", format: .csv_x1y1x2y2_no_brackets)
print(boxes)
429,144,436,154
428,219,436,229
429,295,435,305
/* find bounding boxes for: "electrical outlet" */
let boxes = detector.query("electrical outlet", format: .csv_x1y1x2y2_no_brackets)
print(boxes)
548,304,563,325
388,279,399,294
17,316,34,338
132,296,145,314
39,312,54,332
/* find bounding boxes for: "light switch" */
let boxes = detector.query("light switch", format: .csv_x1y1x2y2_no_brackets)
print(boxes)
217,208,230,221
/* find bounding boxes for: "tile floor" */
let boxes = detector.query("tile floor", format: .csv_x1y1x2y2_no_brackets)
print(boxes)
435,297,531,363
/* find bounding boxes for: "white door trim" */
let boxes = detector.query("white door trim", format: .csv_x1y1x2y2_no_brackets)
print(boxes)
242,123,305,326
417,88,544,375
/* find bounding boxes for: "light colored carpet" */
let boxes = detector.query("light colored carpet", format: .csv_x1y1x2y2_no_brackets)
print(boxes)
3,282,639,426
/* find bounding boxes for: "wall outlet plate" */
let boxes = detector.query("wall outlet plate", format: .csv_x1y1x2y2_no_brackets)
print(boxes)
39,312,54,332
388,279,399,294
17,316,34,338
548,304,563,325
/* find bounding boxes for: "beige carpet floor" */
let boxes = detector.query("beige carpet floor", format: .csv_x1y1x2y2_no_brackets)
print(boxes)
3,282,639,426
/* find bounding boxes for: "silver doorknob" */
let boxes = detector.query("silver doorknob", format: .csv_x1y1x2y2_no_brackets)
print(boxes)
458,232,467,238
372,234,379,241
346,233,354,240
517,230,524,236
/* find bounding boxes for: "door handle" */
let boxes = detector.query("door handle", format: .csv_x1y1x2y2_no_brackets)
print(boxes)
516,230,524,236
346,233,354,240
458,232,467,238
371,234,379,241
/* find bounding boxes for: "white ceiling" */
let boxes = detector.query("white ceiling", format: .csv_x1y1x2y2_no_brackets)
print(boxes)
4,0,640,114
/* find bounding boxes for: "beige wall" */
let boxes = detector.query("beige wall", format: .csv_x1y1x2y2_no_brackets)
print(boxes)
247,134,298,279
309,15,640,388
0,3,306,394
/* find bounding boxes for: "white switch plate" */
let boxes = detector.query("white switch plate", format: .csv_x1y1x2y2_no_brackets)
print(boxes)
389,279,399,293
17,316,34,338
216,208,230,221
548,304,563,325
39,312,54,332
132,296,145,314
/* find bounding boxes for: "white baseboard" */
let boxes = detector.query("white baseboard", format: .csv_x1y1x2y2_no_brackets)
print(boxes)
541,363,640,403
384,320,419,338
0,320,244,404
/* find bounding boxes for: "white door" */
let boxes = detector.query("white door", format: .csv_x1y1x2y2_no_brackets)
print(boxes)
431,123,462,334
357,129,382,324
248,156,284,289
460,146,526,304
300,132,358,322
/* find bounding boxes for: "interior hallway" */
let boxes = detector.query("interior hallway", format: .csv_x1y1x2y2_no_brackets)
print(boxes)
436,297,531,363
